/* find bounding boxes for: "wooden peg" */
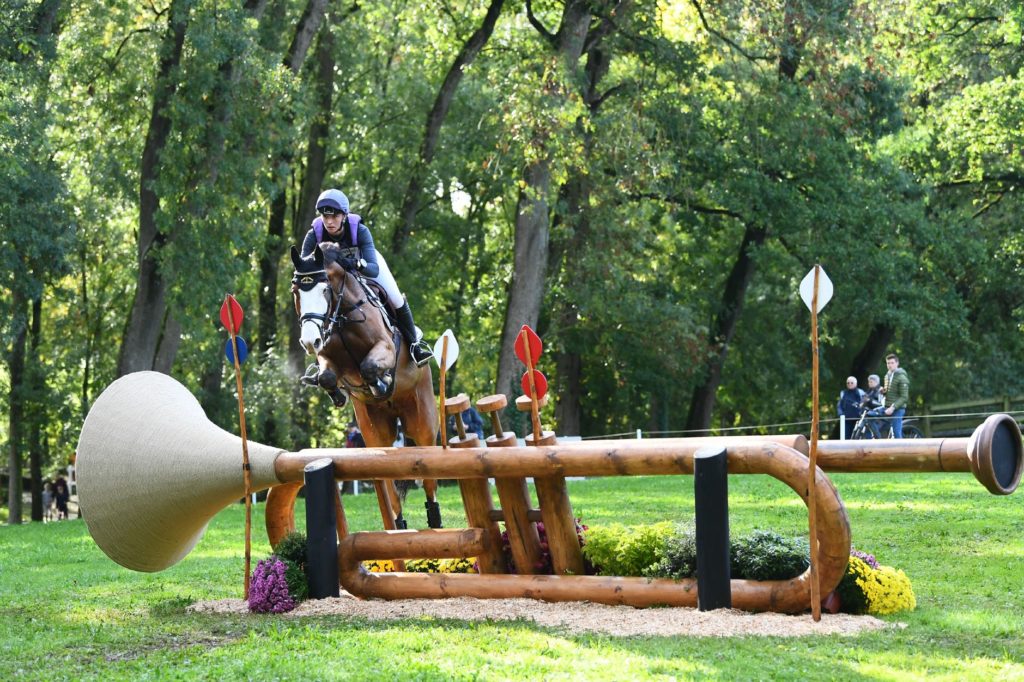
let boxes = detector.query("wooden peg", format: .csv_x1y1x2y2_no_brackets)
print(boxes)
477,394,517,447
515,393,549,411
444,393,479,448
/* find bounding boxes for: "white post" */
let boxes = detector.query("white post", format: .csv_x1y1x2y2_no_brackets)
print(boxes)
839,415,846,440
636,428,642,440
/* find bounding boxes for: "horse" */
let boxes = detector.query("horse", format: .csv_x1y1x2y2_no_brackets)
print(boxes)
287,243,442,530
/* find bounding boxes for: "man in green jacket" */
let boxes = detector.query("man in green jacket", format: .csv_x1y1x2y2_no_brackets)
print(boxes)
882,353,910,438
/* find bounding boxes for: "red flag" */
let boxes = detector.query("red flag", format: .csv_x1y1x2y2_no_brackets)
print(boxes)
514,325,542,365
220,295,244,335
521,369,548,401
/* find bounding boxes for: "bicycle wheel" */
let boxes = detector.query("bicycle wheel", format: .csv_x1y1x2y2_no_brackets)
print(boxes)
901,424,924,439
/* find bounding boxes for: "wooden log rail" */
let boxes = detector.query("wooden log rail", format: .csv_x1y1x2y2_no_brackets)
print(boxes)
268,440,852,613
261,415,1020,612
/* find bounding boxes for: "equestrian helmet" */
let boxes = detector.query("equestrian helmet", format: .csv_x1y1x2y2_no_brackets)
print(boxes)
316,188,349,215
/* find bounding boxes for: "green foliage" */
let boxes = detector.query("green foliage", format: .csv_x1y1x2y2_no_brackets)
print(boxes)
272,531,308,602
582,522,674,576
6,0,1024,511
273,530,306,566
730,530,810,581
643,524,698,580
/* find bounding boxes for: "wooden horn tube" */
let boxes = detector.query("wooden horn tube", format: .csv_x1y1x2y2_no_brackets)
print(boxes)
815,414,1022,495
333,443,848,613
274,439,819,481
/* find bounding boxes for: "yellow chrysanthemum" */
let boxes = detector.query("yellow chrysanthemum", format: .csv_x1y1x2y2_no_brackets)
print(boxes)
857,564,916,615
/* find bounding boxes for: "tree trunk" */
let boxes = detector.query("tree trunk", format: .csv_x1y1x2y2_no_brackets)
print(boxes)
116,0,190,376
550,45,612,436
554,349,582,436
79,241,91,417
685,224,767,433
6,289,27,524
393,0,506,254
289,18,335,374
28,298,44,522
778,0,803,81
496,160,552,401
256,0,329,358
848,322,895,381
494,0,593,405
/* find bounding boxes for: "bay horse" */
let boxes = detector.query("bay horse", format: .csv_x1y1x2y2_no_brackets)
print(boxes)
286,243,441,531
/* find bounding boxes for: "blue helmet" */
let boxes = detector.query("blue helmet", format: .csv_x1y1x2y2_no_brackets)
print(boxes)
316,188,349,215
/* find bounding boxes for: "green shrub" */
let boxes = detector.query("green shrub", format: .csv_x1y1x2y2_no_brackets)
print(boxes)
274,531,307,565
581,523,627,574
273,531,309,602
644,524,698,579
642,527,808,581
730,530,809,580
582,522,673,576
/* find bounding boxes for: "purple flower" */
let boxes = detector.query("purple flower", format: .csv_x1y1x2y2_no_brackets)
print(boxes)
851,547,879,569
248,556,297,614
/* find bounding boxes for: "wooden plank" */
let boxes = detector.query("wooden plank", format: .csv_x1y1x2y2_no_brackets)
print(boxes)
493,477,543,574
533,476,585,576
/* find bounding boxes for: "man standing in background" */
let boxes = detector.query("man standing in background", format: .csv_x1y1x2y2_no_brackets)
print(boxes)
882,353,910,438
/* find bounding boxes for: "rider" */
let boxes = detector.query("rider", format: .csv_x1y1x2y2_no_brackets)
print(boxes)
299,188,433,377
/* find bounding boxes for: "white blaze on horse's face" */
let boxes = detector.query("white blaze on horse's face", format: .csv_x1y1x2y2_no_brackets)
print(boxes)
297,283,331,355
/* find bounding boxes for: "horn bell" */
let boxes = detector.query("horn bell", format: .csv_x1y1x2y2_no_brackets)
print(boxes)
76,372,283,572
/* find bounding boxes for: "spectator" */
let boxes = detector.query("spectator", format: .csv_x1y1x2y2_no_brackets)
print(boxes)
462,406,485,440
42,480,54,522
860,374,883,411
54,477,70,520
881,353,910,438
345,422,366,449
837,376,865,437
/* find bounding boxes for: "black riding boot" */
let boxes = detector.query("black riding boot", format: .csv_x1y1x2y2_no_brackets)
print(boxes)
395,299,432,366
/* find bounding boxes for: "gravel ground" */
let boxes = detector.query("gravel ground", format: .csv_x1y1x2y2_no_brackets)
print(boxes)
188,596,896,637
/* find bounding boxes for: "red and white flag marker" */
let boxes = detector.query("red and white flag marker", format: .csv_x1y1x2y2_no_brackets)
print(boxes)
219,294,253,599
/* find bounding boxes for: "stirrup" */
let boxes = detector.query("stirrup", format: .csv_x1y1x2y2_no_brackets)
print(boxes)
410,341,432,367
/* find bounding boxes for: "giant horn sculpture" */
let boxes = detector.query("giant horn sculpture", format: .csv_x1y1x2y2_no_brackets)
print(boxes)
77,372,1022,612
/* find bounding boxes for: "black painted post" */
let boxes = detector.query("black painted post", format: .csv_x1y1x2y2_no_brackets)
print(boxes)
304,458,339,598
694,446,731,610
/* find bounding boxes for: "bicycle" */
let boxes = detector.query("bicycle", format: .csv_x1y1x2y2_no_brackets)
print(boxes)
849,407,923,439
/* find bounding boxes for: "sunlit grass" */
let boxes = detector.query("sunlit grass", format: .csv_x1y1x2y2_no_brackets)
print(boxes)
1,472,1022,679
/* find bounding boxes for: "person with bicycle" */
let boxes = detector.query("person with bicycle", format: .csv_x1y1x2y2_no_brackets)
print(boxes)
857,374,885,437
880,353,910,438
837,376,865,437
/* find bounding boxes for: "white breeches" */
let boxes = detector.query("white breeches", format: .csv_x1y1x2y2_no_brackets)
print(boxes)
370,253,403,307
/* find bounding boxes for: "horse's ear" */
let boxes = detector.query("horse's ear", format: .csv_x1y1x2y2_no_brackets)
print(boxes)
290,245,301,269
314,245,325,267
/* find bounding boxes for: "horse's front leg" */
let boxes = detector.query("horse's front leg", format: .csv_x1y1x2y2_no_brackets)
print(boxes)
359,341,396,398
315,359,349,408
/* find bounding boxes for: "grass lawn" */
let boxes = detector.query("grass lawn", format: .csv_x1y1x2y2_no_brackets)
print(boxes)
1,471,1022,680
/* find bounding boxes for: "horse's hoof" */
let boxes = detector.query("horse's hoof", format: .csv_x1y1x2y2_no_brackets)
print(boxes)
369,378,387,396
329,390,348,408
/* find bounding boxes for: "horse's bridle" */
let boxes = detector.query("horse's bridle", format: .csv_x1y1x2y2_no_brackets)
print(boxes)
291,268,370,348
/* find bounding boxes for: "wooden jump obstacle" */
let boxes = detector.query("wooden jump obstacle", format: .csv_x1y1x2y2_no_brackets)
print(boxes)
76,372,1022,613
